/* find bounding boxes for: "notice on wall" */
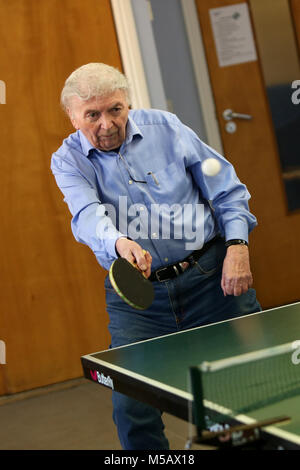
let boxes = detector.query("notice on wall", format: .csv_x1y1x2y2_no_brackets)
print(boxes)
209,3,257,67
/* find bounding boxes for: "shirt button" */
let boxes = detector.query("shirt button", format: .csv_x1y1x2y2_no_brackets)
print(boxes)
152,233,157,238
164,258,168,262
140,207,144,211
129,180,133,184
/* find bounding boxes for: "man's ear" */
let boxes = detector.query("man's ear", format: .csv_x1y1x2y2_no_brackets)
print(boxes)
67,108,79,130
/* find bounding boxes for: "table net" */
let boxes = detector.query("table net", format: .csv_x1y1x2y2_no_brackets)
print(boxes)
190,342,300,427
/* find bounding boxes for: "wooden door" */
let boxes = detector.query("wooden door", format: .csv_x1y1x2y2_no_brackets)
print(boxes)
0,0,122,395
195,0,300,308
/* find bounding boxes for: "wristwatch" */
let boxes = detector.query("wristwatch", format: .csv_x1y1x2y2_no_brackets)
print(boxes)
225,239,248,247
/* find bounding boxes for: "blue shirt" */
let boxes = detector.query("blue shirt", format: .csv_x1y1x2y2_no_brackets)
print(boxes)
51,109,257,271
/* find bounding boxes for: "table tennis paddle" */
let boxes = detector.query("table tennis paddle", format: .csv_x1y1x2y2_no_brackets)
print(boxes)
109,256,154,310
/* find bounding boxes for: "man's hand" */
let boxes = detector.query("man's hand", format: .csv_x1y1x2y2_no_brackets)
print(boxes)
115,238,152,278
221,245,253,296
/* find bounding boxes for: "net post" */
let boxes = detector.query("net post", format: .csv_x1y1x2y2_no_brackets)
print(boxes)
189,366,206,434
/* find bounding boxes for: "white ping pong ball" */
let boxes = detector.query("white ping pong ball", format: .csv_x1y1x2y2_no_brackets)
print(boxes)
201,158,221,176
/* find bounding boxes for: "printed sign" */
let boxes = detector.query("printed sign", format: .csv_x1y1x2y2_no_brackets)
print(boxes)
209,3,257,67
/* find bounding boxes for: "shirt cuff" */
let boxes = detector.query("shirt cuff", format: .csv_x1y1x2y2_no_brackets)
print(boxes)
224,220,249,244
105,233,128,259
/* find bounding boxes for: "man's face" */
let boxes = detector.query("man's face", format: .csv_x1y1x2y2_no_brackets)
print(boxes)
68,90,130,151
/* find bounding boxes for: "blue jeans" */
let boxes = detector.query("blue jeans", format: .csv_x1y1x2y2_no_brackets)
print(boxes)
104,239,261,449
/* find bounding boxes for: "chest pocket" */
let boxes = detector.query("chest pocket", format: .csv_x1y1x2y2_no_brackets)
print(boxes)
145,161,189,204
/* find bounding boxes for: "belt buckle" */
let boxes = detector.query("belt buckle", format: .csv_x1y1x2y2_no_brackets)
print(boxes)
155,267,169,282
155,265,180,282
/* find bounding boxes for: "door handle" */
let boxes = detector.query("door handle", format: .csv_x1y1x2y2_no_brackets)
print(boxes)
223,109,253,121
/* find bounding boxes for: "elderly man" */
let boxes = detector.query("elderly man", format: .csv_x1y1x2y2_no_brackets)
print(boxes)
51,63,261,450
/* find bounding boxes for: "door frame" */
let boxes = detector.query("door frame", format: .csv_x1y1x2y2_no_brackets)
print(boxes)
180,0,223,154
110,0,151,109
111,0,223,153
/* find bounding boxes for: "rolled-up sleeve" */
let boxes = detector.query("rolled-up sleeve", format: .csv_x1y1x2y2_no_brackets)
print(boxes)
51,154,125,270
181,123,257,242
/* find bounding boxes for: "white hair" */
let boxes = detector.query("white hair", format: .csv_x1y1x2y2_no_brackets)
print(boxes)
61,63,131,111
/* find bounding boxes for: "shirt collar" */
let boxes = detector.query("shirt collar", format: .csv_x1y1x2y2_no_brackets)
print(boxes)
125,114,143,144
79,130,95,157
78,113,143,158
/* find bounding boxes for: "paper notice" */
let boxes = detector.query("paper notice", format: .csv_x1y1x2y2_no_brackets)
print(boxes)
209,3,257,67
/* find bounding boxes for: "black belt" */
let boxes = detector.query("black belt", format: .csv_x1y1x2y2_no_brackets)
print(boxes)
149,236,221,282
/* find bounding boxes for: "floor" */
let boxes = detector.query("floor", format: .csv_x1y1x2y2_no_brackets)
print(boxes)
0,378,191,450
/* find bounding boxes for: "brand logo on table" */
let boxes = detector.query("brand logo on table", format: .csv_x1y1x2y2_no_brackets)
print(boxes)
90,369,114,389
0,80,6,104
0,340,6,365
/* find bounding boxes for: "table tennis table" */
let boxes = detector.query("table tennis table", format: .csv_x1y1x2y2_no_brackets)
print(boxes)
81,302,300,450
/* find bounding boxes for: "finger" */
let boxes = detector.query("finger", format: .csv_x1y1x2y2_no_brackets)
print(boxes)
124,250,141,268
134,249,150,274
143,251,152,278
223,271,253,296
221,273,227,296
126,253,137,265
233,284,243,297
143,266,151,278
136,250,151,278
233,276,252,296
224,278,235,296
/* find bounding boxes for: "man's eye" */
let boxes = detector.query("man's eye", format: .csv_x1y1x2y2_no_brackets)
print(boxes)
87,112,99,120
112,107,121,113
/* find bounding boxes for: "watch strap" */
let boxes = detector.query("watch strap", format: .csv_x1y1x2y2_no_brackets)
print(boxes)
225,239,248,247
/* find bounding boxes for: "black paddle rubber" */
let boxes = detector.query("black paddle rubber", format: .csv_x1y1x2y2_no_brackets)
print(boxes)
109,257,154,310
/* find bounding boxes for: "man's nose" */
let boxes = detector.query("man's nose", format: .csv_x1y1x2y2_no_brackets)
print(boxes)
100,114,112,129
